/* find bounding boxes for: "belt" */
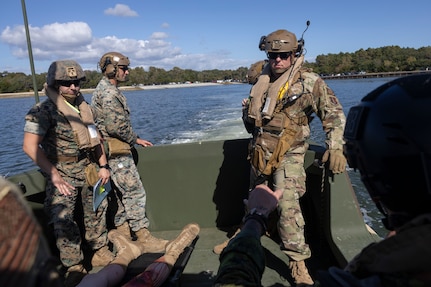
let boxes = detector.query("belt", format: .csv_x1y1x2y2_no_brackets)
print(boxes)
51,151,88,163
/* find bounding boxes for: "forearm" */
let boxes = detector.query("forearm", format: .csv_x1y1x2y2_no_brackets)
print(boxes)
215,219,266,286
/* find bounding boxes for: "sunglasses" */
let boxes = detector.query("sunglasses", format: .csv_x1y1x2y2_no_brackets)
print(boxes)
119,66,129,71
58,80,81,87
267,52,292,60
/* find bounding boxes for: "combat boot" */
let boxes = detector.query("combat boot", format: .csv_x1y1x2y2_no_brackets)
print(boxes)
116,222,131,239
213,227,241,255
164,223,200,265
64,264,87,287
289,260,314,286
108,229,145,267
91,245,115,267
135,228,169,253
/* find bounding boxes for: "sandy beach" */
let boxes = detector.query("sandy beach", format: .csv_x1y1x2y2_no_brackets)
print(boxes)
0,82,231,99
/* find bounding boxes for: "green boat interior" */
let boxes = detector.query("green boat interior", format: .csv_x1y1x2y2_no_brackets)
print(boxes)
8,138,381,286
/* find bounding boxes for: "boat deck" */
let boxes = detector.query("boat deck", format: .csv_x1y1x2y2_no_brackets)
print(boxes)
118,225,341,287
8,139,381,286
120,227,290,286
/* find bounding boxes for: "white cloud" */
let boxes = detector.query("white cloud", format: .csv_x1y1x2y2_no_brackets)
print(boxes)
150,32,168,40
104,4,138,17
0,21,247,72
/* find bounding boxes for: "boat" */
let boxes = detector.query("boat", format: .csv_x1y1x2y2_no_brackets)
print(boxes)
7,138,381,286
6,2,380,284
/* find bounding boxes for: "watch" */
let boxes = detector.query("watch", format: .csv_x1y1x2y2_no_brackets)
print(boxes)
100,164,110,170
243,208,268,233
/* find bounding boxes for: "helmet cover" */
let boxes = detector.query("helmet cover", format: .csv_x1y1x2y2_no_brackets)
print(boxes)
264,29,298,53
99,52,130,77
46,60,86,86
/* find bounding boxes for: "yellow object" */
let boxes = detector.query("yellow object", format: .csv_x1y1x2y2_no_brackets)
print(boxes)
278,82,289,100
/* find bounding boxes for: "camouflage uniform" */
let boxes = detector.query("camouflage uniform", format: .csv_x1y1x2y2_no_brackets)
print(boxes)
246,69,346,262
24,98,109,267
91,76,149,232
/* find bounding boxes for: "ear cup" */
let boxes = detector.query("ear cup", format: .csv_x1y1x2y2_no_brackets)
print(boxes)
105,63,116,77
101,56,116,77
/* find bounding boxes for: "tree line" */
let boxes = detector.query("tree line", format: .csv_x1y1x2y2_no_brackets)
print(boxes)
307,45,431,75
1,45,430,93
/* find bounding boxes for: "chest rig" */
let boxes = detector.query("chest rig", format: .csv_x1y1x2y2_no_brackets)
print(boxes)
250,70,311,178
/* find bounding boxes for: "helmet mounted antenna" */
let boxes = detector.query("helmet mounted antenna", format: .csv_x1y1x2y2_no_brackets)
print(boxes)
296,20,310,57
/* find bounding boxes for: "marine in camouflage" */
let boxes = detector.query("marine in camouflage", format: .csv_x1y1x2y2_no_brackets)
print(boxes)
24,99,109,268
91,76,149,232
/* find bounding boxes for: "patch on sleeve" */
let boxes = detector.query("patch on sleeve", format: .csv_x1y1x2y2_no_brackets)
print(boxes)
329,94,339,105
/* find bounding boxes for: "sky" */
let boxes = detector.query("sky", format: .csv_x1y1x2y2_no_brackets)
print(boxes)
1,0,430,75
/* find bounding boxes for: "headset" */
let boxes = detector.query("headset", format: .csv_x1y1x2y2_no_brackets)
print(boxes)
99,54,121,78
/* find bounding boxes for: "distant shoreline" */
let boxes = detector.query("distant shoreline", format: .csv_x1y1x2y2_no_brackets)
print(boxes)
0,82,233,99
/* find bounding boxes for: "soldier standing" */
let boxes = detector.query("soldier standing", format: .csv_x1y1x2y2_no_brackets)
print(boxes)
91,52,168,252
23,60,114,286
215,29,347,286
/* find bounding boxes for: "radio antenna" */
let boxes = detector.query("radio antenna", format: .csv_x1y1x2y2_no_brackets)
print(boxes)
296,20,310,57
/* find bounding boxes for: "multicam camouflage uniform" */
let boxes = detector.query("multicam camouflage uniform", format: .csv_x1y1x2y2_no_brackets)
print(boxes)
24,99,109,268
245,68,346,262
91,76,149,232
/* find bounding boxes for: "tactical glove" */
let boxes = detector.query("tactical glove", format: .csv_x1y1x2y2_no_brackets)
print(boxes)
322,149,346,174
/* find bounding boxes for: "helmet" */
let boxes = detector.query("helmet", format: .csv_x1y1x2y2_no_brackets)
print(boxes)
98,52,130,78
259,29,298,53
247,60,267,85
343,74,431,228
46,60,86,86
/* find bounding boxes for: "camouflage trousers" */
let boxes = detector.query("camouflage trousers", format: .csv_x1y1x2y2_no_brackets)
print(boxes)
251,146,311,262
109,153,149,232
44,161,109,267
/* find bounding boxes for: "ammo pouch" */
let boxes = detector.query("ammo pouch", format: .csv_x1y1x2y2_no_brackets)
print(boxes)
85,163,99,186
107,138,131,157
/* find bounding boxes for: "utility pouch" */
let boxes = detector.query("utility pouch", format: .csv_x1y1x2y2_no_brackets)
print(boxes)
85,163,99,186
252,145,266,173
255,132,280,153
107,138,131,157
263,112,286,132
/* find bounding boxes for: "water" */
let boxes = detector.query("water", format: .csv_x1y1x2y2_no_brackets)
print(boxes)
0,78,396,236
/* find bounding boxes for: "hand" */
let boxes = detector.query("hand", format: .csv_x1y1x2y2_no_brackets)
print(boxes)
242,98,249,107
136,138,153,148
244,184,283,218
98,167,111,185
322,149,346,174
51,171,75,196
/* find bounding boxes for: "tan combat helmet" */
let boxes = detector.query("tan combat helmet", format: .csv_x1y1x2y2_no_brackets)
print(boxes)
98,52,130,79
46,60,86,87
259,29,298,53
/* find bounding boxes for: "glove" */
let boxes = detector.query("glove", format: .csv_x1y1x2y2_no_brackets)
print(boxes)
322,149,346,174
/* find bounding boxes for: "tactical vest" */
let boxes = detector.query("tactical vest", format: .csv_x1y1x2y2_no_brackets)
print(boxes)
250,69,312,176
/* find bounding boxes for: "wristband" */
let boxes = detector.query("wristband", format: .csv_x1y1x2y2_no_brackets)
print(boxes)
243,208,268,234
100,164,110,170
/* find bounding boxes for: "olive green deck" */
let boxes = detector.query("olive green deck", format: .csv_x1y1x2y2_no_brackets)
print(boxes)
8,138,380,286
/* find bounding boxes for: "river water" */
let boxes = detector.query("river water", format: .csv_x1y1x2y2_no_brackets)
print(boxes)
0,77,397,236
